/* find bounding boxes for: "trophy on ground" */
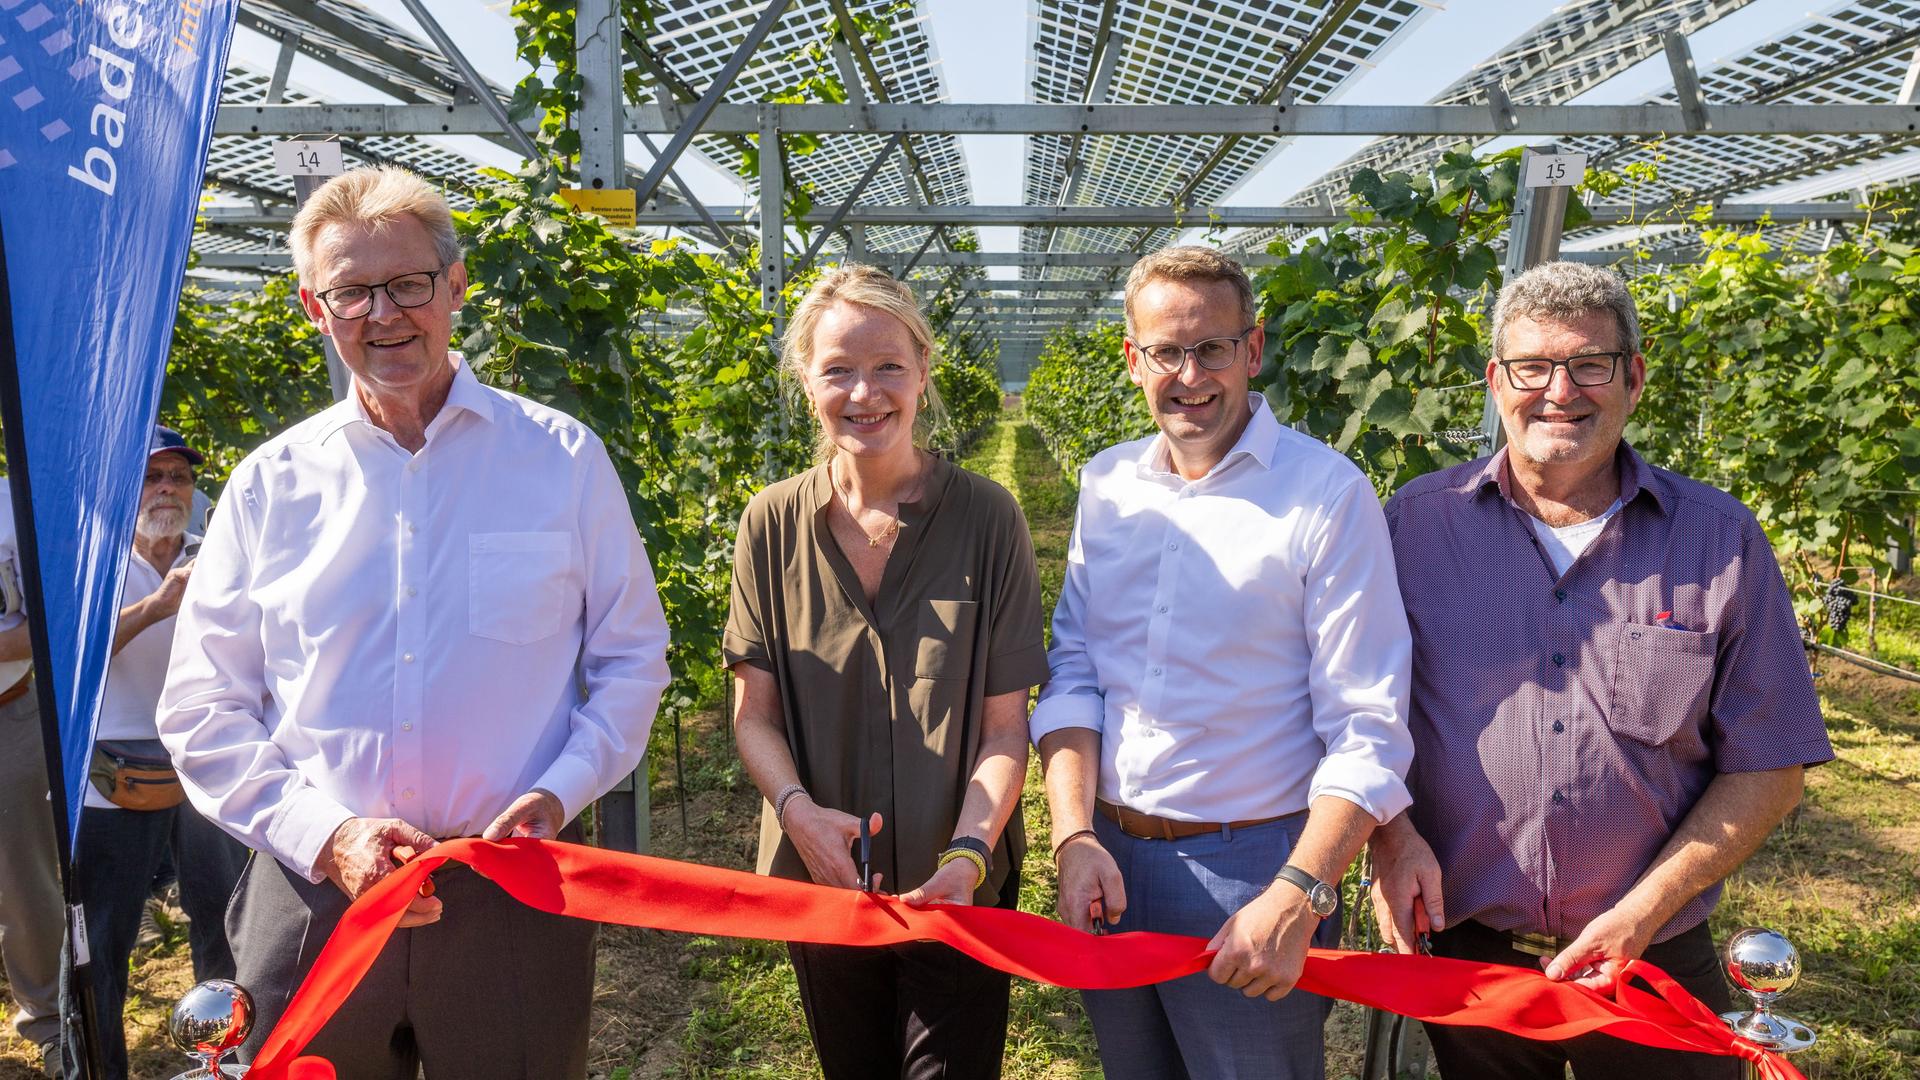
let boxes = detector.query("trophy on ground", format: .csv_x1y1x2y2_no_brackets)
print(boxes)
1721,927,1817,1054
166,978,253,1079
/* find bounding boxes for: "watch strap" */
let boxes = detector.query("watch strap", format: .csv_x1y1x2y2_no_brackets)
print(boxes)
1274,864,1336,916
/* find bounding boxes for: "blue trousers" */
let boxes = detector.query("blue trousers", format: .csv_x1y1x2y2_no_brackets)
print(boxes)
1082,810,1340,1080
68,802,248,1080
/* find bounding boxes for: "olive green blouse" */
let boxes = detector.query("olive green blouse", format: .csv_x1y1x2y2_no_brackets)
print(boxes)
724,454,1048,906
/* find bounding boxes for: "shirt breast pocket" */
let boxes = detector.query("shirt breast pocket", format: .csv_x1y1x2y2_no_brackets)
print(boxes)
914,599,978,680
469,532,575,646
1608,622,1717,746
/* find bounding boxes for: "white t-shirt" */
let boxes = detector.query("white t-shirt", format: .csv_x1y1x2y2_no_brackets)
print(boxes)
1528,499,1623,578
0,478,32,692
87,538,197,809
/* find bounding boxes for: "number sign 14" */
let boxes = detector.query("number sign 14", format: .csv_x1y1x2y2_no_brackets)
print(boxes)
1523,152,1587,189
273,140,345,178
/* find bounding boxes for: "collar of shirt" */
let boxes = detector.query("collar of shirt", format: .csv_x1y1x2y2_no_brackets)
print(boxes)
1136,392,1281,484
1473,442,1672,517
311,353,497,447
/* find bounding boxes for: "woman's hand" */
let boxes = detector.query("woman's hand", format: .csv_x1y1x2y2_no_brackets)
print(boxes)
901,856,981,907
784,796,883,891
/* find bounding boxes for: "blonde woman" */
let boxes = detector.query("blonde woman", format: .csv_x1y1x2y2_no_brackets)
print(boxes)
725,265,1045,1078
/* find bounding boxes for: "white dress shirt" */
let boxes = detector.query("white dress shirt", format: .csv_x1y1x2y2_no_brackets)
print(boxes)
88,537,196,810
159,358,671,880
1029,393,1414,824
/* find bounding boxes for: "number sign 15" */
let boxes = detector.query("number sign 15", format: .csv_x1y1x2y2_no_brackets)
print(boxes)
1522,152,1587,190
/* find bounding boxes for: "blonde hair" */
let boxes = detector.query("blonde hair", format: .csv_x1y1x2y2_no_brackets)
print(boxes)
288,165,462,284
781,264,946,460
1123,246,1256,337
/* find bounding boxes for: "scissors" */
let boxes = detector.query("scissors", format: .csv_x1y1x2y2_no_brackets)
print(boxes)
856,815,874,892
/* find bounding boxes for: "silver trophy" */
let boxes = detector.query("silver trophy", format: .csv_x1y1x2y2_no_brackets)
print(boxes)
167,979,253,1079
1720,927,1817,1053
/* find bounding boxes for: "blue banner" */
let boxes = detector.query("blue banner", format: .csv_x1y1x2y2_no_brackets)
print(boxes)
0,0,236,859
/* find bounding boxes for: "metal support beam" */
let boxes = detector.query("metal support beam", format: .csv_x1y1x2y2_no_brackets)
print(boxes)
396,0,541,161
759,109,786,329
1486,78,1517,133
1663,31,1712,133
575,0,623,190
217,102,1920,139
1479,145,1570,449
901,228,942,276
796,134,905,274
266,29,299,104
1901,40,1920,106
1045,27,1125,254
634,132,742,254
634,0,792,206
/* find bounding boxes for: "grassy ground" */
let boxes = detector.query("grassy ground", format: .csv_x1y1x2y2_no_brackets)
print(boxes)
3,406,1914,1078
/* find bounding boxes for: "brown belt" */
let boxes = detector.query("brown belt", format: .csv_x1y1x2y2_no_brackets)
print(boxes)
1094,797,1289,841
1505,929,1571,958
0,670,32,710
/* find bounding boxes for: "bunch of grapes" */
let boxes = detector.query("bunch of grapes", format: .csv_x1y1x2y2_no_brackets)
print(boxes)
1824,578,1855,636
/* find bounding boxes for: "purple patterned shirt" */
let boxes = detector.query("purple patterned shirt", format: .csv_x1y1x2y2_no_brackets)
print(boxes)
1384,445,1831,943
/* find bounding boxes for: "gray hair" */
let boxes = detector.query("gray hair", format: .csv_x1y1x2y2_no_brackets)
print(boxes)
289,165,462,285
1490,261,1640,358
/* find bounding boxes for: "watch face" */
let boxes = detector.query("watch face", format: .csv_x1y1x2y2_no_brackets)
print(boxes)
1309,882,1339,917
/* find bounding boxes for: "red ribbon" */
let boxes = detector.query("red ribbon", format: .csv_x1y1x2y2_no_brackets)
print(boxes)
246,838,1802,1080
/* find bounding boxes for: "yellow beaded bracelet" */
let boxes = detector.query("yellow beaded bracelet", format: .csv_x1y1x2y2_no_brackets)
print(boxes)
936,845,988,892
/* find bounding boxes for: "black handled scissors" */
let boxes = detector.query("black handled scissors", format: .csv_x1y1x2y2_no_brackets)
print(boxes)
856,815,874,892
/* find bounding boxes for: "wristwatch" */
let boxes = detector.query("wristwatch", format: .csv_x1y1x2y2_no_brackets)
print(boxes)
1274,865,1339,918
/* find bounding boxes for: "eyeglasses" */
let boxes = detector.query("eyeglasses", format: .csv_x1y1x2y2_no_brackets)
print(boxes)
145,468,194,487
1498,351,1624,390
312,268,445,319
1129,326,1258,375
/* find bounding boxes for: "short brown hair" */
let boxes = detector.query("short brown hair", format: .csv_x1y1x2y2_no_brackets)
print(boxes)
289,165,461,284
1123,246,1256,336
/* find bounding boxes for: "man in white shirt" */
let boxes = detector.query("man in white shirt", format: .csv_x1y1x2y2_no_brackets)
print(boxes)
70,427,249,1080
1031,247,1414,1079
0,477,65,1076
158,165,671,1078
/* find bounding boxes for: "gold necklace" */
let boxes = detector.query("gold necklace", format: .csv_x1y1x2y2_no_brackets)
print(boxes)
833,457,921,548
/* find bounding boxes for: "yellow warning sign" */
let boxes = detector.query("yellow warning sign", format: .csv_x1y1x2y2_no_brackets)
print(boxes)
558,187,637,228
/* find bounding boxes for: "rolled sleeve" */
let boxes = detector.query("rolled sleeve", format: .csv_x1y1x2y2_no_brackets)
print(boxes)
1300,476,1414,824
723,500,772,672
1709,519,1833,774
984,500,1048,697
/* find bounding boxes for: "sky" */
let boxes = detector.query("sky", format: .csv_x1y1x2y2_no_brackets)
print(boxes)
224,0,1899,279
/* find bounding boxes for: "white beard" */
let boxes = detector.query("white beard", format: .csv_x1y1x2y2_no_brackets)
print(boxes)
135,506,186,543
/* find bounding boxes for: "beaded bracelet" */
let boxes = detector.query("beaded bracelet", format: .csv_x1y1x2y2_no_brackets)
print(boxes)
937,845,989,892
772,783,808,830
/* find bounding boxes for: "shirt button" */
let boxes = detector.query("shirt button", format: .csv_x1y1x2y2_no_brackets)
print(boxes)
408,459,421,473
1554,588,1567,602
1157,604,1169,614
1149,666,1162,676
402,722,413,731
407,522,418,534
1551,652,1565,667
404,586,418,598
402,652,416,664
1167,541,1179,551
1552,790,1565,804
1552,720,1565,733
403,788,415,799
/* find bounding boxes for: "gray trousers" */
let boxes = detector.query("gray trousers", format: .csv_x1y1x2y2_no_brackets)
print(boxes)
0,690,63,1047
229,842,597,1079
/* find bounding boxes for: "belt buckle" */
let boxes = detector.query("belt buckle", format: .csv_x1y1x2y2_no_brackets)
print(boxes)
1509,931,1561,958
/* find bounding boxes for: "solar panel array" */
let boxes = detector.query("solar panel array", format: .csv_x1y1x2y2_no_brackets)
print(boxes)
1018,0,1433,276
634,0,976,260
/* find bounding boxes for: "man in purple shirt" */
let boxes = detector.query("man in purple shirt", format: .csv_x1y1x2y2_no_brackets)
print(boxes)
1370,261,1832,1078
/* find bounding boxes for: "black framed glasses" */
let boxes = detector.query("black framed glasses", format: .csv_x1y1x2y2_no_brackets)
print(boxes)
313,268,446,319
1129,326,1258,375
1498,351,1624,390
